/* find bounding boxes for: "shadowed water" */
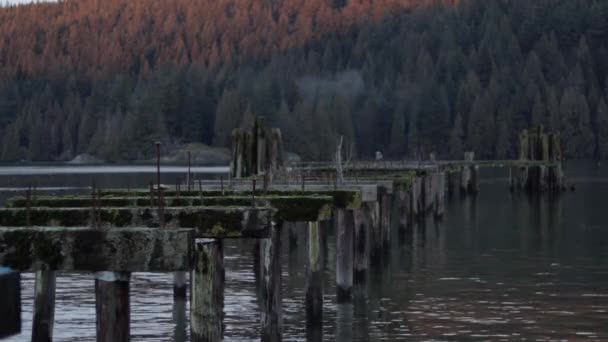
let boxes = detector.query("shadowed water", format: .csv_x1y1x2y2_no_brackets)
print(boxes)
2,163,608,341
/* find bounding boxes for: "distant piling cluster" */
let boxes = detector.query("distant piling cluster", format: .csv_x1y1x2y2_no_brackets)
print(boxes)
230,116,284,179
510,126,566,193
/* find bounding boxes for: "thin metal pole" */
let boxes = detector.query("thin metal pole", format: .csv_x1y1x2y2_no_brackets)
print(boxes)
156,141,161,197
252,179,256,204
26,184,31,227
187,151,192,191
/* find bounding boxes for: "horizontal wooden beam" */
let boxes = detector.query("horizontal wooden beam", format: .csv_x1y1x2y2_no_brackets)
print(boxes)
0,207,272,238
0,270,20,338
0,227,193,271
98,189,361,209
8,196,334,222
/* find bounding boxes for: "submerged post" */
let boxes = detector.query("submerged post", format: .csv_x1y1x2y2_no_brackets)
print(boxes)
95,272,131,342
191,239,224,342
260,224,282,342
336,209,354,303
306,221,323,330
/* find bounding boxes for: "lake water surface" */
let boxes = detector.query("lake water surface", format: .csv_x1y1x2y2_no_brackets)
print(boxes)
2,163,608,341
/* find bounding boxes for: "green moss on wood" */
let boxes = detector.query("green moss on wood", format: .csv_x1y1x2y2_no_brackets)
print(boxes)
266,196,333,221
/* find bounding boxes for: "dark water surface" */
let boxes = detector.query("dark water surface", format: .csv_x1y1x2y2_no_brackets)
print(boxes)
3,163,608,341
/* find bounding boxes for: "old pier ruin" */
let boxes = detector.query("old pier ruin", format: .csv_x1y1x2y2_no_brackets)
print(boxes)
0,121,565,341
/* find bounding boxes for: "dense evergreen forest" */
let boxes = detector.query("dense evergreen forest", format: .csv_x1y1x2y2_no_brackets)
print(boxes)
0,0,607,161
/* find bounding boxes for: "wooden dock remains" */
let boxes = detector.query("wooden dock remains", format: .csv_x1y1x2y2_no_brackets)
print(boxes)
0,120,567,341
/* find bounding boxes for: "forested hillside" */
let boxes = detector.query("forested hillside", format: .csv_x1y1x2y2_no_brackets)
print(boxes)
0,0,606,161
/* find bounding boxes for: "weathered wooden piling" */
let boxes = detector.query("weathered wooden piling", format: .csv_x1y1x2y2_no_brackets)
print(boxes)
460,152,479,195
378,188,392,257
432,172,446,218
396,188,409,234
336,209,354,303
287,221,298,249
410,176,423,217
32,270,56,342
191,239,224,342
446,170,459,197
173,290,187,342
0,270,20,338
353,207,369,283
260,224,282,342
306,221,323,329
95,272,131,342
173,272,187,299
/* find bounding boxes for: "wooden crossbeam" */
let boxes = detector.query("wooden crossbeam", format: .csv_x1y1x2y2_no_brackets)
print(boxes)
7,195,334,222
0,227,193,272
0,207,272,238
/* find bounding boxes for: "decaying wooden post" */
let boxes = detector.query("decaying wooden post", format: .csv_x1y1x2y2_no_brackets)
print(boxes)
32,270,56,342
434,172,446,218
353,207,369,283
173,271,187,300
191,239,224,342
369,200,383,267
306,221,323,329
260,224,282,342
335,209,354,303
378,187,392,256
95,271,131,342
460,152,478,195
30,181,57,342
287,221,298,249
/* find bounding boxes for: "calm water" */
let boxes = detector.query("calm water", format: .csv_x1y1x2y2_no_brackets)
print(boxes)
3,163,608,341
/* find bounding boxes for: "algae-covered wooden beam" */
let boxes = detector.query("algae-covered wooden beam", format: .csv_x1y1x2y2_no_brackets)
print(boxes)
0,227,193,272
0,207,272,238
0,269,20,338
7,195,333,223
97,189,362,209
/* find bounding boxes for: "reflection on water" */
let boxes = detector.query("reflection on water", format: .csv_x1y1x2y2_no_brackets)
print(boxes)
3,163,608,341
